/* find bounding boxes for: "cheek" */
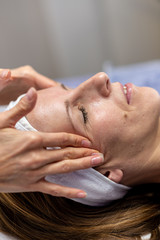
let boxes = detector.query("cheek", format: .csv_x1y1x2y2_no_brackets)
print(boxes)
92,107,126,151
135,87,160,124
96,108,125,133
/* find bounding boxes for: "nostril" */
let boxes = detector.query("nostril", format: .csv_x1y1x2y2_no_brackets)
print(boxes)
106,79,109,89
105,77,111,96
104,171,110,178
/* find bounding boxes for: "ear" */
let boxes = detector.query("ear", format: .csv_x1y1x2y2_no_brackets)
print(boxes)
105,169,123,183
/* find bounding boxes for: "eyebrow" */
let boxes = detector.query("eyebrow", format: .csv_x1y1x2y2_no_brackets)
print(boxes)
64,100,76,132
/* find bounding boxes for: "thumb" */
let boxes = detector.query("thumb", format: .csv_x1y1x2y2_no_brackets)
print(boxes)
0,87,37,128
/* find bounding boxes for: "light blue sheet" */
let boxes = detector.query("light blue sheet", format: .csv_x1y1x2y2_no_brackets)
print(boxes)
57,60,160,93
106,60,160,93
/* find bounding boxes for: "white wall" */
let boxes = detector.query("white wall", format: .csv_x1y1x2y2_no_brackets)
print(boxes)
0,0,54,77
39,0,104,77
101,0,160,65
0,0,160,79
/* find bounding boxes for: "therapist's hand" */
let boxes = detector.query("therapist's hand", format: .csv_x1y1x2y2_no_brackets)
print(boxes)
0,66,57,104
0,88,101,199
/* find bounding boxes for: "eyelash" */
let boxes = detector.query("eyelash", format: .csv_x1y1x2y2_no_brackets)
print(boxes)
61,83,68,90
62,83,88,124
78,106,88,124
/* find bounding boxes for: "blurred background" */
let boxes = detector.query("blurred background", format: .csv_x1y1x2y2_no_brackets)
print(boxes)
0,0,160,80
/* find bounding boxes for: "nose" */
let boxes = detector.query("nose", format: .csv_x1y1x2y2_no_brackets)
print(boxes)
72,72,111,100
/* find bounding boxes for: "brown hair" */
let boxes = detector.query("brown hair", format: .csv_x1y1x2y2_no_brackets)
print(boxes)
0,184,160,240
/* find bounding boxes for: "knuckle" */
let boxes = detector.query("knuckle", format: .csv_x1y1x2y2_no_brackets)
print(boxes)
74,137,80,146
63,148,72,160
83,149,96,157
80,158,91,169
64,190,74,198
62,133,69,145
61,133,80,146
61,161,70,173
18,98,28,111
30,151,39,162
50,187,60,196
21,65,35,79
27,133,42,146
24,65,33,72
29,152,40,168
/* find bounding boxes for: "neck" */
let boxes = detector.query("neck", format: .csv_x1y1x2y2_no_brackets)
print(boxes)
122,118,160,186
145,118,160,184
146,128,160,184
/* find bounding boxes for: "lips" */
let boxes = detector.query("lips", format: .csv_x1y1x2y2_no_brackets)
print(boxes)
120,83,132,104
125,83,132,104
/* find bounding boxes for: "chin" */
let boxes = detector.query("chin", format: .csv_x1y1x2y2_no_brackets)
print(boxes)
140,87,160,110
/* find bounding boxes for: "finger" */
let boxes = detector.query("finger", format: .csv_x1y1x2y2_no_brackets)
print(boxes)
0,88,37,128
55,147,98,160
23,147,98,170
38,132,92,148
38,153,104,177
30,71,56,89
0,69,11,80
11,66,56,89
34,179,87,199
0,69,12,90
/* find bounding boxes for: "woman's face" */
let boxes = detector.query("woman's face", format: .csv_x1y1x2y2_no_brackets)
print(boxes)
27,73,160,186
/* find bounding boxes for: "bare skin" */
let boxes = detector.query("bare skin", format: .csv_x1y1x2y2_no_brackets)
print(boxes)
0,66,57,104
0,67,103,198
27,72,160,187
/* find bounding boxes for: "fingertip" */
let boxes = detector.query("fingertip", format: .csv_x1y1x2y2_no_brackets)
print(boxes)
25,87,37,101
0,69,11,79
76,192,87,198
81,139,92,148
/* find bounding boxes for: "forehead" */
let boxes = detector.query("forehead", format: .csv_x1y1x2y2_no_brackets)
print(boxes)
37,84,70,102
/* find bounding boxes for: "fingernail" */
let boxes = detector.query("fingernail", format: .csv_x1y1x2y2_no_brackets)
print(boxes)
0,69,9,79
76,192,87,198
91,153,104,166
26,88,35,101
81,139,92,148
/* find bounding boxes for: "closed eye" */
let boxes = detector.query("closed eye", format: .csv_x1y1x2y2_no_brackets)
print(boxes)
61,83,73,91
78,106,88,124
61,83,68,90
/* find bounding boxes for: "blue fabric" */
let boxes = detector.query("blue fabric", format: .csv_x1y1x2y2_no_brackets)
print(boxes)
107,60,160,93
57,60,160,93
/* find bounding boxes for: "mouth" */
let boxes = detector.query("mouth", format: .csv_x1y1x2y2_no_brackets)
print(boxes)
120,83,133,104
